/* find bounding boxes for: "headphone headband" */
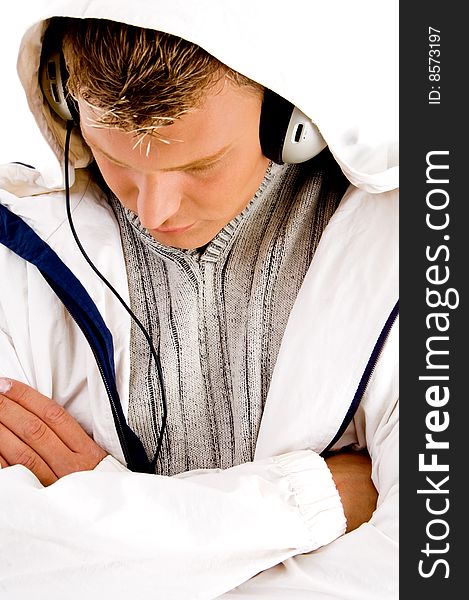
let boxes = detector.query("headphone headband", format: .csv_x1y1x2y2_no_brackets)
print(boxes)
40,48,326,164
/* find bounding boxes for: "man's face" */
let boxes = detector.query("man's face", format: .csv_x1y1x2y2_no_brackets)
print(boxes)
78,80,269,249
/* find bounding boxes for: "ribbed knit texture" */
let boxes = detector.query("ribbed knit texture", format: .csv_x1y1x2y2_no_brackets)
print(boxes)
109,150,348,475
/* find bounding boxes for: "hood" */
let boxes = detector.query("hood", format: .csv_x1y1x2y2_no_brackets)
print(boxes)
17,0,398,193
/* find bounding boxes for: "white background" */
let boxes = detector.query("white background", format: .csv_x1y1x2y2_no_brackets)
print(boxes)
0,4,57,177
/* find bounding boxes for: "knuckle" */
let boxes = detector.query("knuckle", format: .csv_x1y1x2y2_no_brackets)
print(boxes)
13,447,39,471
23,417,48,442
14,386,29,404
43,403,68,425
0,395,7,410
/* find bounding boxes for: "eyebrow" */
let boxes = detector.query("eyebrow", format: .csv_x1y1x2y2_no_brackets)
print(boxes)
81,129,230,172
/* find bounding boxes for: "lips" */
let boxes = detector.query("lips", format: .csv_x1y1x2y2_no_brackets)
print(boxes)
153,222,195,234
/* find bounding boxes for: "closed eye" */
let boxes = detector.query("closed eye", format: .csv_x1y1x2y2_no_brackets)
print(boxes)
187,161,220,174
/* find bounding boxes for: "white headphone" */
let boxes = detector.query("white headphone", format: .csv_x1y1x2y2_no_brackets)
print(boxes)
40,51,327,165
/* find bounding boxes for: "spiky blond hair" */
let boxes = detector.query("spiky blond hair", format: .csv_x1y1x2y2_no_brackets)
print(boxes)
52,17,262,134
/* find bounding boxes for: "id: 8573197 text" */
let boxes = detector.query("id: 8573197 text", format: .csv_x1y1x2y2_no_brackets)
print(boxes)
428,27,441,105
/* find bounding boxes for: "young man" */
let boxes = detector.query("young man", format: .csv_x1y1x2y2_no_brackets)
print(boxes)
0,3,398,599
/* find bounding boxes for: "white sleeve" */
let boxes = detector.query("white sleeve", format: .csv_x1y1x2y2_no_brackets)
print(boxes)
218,400,399,600
217,321,399,600
0,446,346,600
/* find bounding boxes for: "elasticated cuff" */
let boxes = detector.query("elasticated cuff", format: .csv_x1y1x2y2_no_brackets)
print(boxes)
273,449,347,550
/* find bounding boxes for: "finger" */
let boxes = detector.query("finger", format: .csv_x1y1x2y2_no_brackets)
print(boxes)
0,378,94,453
0,393,74,476
0,452,9,469
0,421,58,486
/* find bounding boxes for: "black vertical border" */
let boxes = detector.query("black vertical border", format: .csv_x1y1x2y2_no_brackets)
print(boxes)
400,2,466,597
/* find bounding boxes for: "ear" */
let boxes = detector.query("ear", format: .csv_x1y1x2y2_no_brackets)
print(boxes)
259,89,326,164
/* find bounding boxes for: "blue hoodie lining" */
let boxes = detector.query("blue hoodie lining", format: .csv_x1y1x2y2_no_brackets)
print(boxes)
0,203,151,472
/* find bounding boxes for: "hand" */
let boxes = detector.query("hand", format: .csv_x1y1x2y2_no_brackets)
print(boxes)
325,449,378,533
0,377,107,486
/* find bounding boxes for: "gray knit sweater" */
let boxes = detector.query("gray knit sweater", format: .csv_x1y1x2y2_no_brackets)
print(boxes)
109,151,348,476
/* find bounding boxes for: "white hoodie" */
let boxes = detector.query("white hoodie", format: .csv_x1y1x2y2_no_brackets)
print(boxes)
0,1,398,599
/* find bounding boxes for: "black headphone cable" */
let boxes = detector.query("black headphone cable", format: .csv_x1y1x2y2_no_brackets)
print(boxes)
64,120,167,471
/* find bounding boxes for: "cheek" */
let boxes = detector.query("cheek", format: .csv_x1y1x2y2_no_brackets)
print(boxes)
95,160,137,209
219,149,268,202
188,172,238,214
191,152,268,217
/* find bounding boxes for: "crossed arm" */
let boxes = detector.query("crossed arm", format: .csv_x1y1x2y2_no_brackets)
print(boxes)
0,376,391,600
0,377,377,532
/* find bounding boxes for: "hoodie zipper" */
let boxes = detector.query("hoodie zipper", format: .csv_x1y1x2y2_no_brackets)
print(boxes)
61,303,133,467
322,300,399,453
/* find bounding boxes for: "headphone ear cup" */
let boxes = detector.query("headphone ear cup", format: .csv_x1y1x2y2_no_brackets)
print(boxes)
259,89,293,164
281,106,327,164
259,89,326,164
40,51,79,123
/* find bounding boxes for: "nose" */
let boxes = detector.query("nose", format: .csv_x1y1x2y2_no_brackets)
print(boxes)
135,172,184,229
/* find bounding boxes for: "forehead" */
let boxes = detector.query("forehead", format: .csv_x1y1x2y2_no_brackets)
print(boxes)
78,81,262,171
